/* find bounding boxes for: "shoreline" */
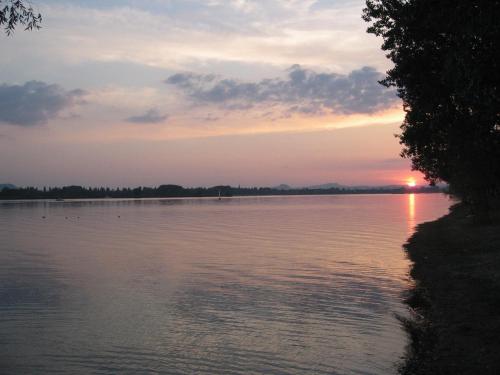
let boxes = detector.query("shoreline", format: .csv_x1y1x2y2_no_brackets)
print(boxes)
0,184,442,200
400,203,500,374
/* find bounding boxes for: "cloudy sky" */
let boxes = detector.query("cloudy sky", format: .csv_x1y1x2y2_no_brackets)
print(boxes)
0,0,422,187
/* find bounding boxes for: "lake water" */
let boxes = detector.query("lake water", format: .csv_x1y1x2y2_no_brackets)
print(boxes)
0,194,450,374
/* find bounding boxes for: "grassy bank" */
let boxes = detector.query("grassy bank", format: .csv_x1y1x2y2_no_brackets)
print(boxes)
401,203,500,374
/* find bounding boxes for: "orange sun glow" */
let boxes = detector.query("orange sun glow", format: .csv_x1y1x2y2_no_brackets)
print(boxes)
406,178,417,187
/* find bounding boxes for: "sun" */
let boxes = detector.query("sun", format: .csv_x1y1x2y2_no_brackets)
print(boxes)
406,178,417,187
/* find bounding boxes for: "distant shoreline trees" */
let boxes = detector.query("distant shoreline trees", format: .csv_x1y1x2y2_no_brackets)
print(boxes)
0,184,441,200
363,0,500,222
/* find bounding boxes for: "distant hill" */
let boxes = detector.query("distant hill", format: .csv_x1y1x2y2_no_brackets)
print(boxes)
0,184,16,191
272,184,292,190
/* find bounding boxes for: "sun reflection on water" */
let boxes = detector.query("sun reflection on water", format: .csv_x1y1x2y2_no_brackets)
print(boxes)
408,193,416,233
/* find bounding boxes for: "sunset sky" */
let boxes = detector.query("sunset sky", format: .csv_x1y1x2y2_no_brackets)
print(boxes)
0,0,424,187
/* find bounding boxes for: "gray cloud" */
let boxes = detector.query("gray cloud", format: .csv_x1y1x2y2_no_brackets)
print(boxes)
0,81,86,126
166,65,397,115
125,108,168,124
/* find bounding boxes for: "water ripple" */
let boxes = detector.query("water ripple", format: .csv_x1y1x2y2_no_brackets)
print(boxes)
0,194,451,374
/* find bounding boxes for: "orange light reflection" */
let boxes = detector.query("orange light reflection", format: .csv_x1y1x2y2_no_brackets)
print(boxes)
408,193,416,233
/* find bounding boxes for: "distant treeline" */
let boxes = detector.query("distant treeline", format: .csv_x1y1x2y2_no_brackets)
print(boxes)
0,184,442,200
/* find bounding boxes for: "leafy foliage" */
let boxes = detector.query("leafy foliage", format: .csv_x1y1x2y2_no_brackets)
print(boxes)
363,0,500,217
0,0,41,35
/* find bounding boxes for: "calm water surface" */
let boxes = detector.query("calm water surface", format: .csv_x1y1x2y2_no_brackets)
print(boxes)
0,194,450,374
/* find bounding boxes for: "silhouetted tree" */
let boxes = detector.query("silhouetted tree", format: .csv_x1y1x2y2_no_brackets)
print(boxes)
1,0,41,35
363,0,500,222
